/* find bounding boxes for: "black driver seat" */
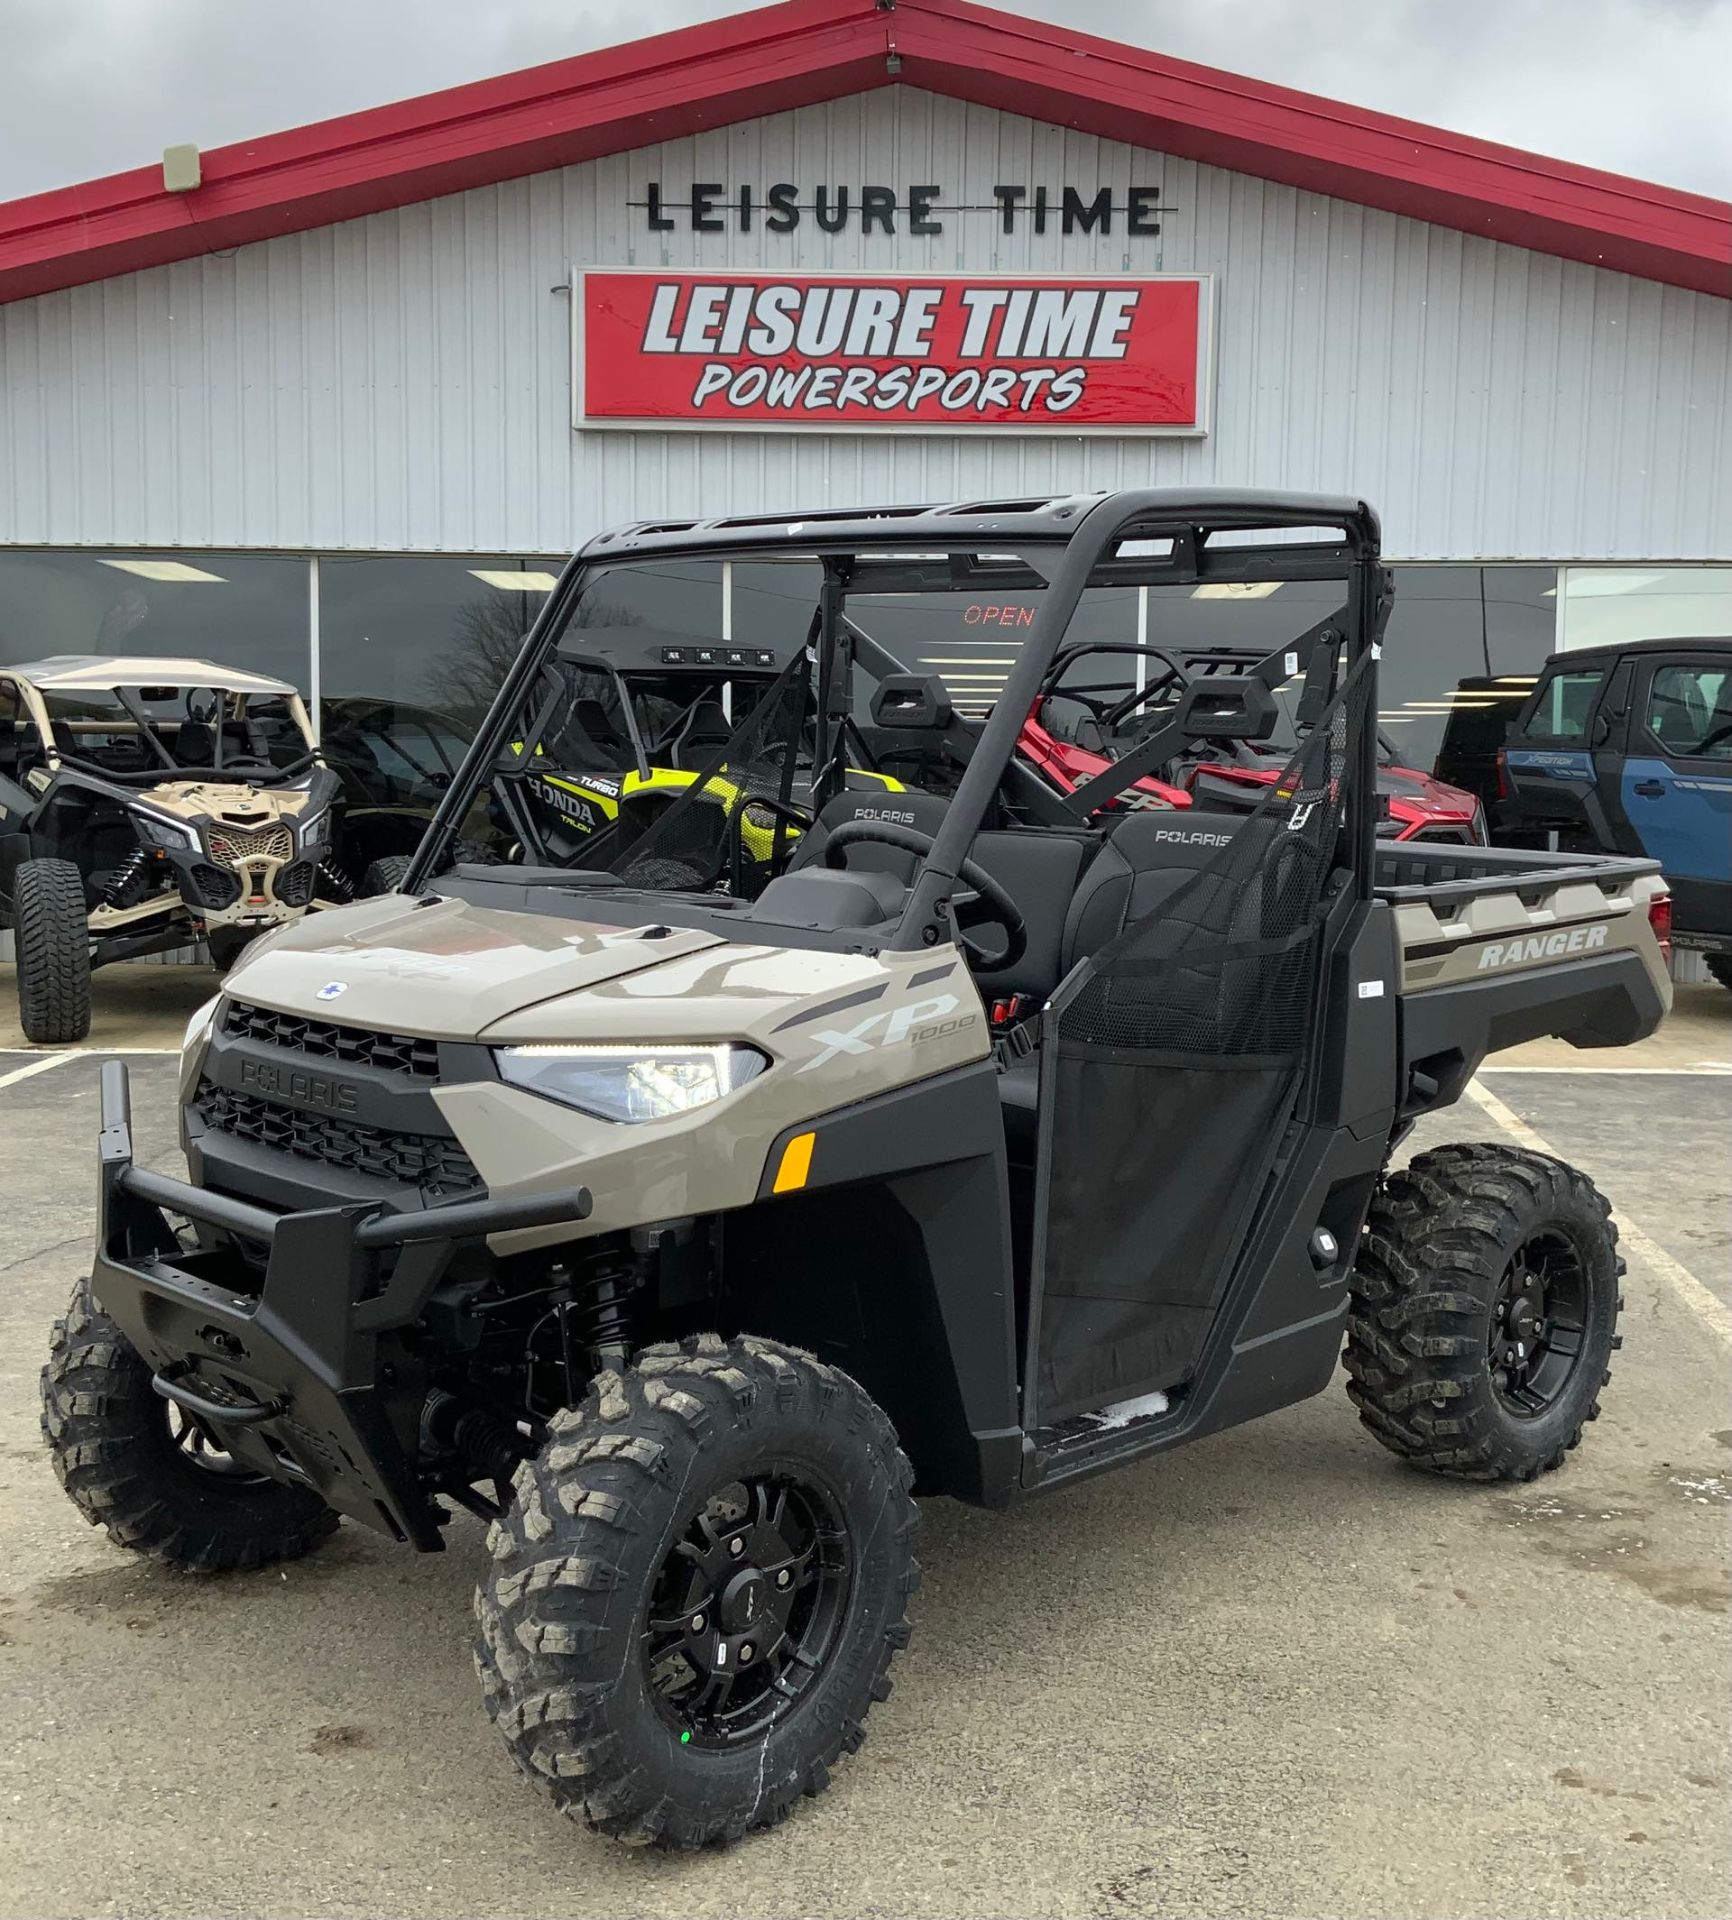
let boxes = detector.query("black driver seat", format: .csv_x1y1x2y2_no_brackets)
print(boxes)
788,790,954,878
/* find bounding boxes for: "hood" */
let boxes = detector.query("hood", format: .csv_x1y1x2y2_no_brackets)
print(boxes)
223,892,725,1038
1378,762,1479,819
136,775,325,826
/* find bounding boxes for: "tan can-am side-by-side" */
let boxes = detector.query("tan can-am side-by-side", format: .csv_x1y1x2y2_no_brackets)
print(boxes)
0,657,344,1041
44,494,1671,1850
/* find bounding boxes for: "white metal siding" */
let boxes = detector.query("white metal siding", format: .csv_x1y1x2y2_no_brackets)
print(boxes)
2,88,1727,560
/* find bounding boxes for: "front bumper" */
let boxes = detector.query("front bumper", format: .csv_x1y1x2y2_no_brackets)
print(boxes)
91,1061,590,1549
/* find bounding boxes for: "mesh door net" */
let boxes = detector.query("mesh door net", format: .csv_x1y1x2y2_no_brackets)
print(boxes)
1033,653,1373,1425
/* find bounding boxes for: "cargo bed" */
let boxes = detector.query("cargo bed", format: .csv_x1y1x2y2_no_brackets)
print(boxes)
1377,840,1672,1115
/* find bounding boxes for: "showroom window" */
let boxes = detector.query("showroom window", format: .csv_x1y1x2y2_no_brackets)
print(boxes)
316,556,564,736
1558,566,1732,651
0,551,310,686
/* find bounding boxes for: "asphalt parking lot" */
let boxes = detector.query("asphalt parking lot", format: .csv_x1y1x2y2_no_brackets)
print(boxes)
0,970,1727,1920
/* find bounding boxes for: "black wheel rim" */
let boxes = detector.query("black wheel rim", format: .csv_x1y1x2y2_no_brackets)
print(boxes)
641,1473,852,1750
165,1401,270,1482
1488,1228,1589,1417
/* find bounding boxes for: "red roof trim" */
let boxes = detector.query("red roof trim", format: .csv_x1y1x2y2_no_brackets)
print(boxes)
1,0,1725,305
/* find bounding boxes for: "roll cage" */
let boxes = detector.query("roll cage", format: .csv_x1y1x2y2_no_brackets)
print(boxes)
407,490,1389,946
5,669,319,787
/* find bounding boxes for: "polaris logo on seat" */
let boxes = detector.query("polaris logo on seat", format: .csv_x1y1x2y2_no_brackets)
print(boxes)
852,807,917,825
1476,925,1608,969
1149,828,1234,846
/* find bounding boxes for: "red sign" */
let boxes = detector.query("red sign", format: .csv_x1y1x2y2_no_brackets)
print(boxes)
574,271,1210,433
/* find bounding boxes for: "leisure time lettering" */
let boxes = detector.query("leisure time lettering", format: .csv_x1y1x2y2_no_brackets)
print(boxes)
643,183,1164,237
638,281,1141,417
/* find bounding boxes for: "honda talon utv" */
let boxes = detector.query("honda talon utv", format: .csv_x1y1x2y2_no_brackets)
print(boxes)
44,493,1673,1850
1,657,341,1042
454,629,915,890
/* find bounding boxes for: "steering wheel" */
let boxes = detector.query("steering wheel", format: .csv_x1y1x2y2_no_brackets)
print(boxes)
823,820,1026,973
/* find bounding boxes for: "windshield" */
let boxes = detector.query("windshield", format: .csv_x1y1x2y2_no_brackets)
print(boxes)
44,686,313,780
415,506,1379,947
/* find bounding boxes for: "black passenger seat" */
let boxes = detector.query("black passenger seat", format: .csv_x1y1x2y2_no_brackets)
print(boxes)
997,812,1277,1151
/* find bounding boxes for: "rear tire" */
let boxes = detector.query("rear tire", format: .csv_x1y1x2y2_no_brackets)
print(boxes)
361,855,413,896
41,1277,339,1572
13,856,92,1044
475,1334,919,1848
1345,1144,1623,1482
1705,953,1732,992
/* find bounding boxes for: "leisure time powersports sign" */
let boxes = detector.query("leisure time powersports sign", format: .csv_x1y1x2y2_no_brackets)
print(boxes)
572,270,1213,434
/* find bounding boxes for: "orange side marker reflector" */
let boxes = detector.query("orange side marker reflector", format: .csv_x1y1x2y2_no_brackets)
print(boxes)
772,1131,815,1194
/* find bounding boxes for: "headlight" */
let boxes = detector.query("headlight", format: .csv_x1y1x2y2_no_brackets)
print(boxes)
134,811,199,853
182,992,222,1056
296,809,331,852
494,1042,769,1123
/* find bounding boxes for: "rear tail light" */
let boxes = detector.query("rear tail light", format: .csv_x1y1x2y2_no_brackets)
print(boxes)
1494,748,1511,802
1648,892,1673,967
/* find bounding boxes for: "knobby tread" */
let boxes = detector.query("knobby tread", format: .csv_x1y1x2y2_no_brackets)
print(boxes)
1344,1142,1624,1482
14,857,92,1044
39,1277,339,1573
475,1333,919,1850
360,855,413,897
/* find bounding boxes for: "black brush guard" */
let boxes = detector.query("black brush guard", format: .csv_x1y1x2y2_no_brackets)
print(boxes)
91,1061,591,1549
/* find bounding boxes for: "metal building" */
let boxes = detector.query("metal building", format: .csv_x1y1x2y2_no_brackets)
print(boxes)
1,0,1728,772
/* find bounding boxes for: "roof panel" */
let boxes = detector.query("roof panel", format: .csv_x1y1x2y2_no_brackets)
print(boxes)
0,0,1724,306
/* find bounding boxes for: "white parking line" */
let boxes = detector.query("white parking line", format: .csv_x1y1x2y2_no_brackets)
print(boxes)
1465,1077,1732,1354
1483,1064,1732,1075
0,1052,76,1090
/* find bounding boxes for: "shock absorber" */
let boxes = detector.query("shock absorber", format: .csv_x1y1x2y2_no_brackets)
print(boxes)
580,1266,640,1375
104,847,152,909
316,859,355,902
421,1389,519,1485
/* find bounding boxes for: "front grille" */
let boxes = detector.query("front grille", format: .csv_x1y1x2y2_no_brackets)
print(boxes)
195,1081,483,1198
223,1002,440,1078
208,822,293,865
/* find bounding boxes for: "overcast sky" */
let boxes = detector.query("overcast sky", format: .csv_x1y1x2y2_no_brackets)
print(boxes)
3,0,1729,203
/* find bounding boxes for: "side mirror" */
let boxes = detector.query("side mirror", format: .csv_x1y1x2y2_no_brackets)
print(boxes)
1173,678,1278,742
1590,711,1614,747
871,674,953,731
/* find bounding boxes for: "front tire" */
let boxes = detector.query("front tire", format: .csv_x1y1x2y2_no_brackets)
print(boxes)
475,1334,919,1848
206,927,254,972
41,1278,339,1572
1345,1144,1624,1481
13,856,92,1044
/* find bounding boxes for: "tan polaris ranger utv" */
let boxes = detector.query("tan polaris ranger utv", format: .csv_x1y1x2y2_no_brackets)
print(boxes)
0,657,342,1041
45,494,1673,1849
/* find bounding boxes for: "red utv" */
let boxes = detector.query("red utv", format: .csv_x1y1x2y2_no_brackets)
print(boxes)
1019,642,1487,844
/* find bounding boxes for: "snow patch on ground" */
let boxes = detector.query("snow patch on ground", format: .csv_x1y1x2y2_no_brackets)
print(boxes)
1082,1389,1170,1431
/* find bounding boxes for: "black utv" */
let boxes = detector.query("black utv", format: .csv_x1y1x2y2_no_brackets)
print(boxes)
44,493,1671,1848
